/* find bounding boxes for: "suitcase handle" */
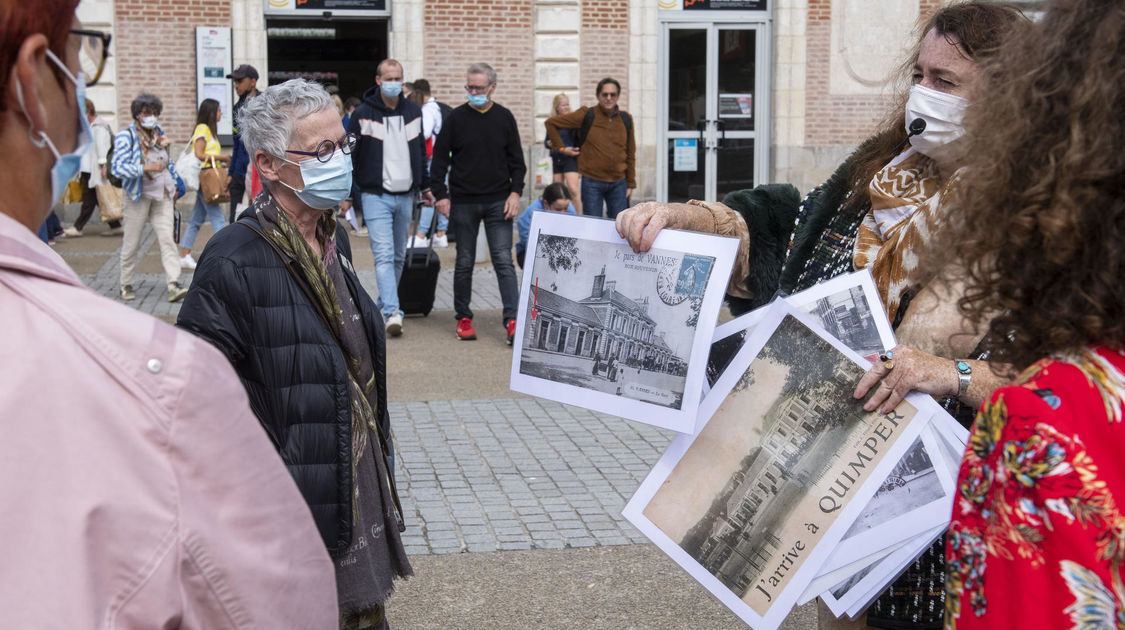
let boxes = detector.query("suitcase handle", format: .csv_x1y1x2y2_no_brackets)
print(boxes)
406,199,439,269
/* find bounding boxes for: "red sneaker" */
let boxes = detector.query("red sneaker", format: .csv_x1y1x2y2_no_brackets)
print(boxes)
456,317,477,340
506,319,516,345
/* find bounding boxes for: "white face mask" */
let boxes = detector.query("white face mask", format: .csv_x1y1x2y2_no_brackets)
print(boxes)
904,84,968,162
139,115,158,129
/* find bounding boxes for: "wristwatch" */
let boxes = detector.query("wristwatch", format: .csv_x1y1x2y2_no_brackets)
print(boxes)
955,360,972,398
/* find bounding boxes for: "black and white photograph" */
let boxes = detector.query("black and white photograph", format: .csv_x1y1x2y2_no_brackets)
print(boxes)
809,421,956,579
510,212,738,433
699,270,896,425
623,301,933,630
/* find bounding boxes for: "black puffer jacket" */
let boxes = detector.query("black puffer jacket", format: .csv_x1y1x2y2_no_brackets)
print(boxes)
176,212,389,556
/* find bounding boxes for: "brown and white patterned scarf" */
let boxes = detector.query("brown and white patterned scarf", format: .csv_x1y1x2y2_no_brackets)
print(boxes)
853,147,950,322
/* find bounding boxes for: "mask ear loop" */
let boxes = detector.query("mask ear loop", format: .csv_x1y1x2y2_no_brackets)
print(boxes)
13,79,58,155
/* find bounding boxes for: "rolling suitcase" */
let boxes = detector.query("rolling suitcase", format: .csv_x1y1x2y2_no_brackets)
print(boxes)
397,202,440,316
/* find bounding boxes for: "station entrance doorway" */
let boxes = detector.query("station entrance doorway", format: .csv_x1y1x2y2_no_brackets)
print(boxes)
265,18,387,104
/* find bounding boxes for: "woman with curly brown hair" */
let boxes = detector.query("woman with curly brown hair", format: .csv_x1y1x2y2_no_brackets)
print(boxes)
617,3,1030,628
939,1,1125,627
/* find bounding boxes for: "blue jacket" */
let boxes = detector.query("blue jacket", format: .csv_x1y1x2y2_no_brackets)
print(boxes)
346,86,427,196
517,199,577,255
110,124,184,202
229,92,255,177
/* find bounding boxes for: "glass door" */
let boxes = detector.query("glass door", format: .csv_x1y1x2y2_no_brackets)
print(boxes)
660,21,770,203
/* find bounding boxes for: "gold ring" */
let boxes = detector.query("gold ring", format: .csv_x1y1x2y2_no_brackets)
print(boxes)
883,359,894,370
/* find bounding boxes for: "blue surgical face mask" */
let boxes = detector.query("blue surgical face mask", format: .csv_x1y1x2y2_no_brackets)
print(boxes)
276,147,353,210
15,49,93,207
467,92,489,108
380,81,403,98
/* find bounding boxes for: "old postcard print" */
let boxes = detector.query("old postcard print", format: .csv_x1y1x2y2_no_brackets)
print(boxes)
813,420,955,577
698,270,897,433
623,301,932,630
510,212,738,433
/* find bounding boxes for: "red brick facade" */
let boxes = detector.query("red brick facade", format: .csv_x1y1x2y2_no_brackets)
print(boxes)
580,0,630,111
423,0,535,144
114,0,230,142
804,0,941,146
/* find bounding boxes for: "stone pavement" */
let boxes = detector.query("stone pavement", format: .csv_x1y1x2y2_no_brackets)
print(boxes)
392,398,670,556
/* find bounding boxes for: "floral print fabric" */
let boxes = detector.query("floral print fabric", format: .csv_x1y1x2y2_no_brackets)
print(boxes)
945,347,1125,629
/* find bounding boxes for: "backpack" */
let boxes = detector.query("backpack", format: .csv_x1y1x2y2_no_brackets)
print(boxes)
105,128,134,189
436,100,453,126
576,107,633,148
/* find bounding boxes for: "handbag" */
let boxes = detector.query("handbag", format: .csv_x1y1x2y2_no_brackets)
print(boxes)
198,156,230,204
95,184,123,223
175,145,201,191
63,176,84,204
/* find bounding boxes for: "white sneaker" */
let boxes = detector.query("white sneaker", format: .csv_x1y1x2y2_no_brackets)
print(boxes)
63,226,82,237
180,253,197,269
355,226,368,236
432,234,449,248
408,235,429,248
385,312,403,337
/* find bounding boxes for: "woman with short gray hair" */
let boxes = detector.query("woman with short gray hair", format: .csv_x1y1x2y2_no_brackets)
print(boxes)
178,79,412,630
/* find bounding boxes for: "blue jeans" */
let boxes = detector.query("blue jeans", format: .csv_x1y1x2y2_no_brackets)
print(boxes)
180,193,226,251
417,203,449,235
361,191,414,319
580,176,628,219
449,200,519,322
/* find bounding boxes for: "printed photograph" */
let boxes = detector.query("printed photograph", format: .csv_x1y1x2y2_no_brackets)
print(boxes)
518,234,715,410
641,313,918,616
705,275,891,391
839,435,945,537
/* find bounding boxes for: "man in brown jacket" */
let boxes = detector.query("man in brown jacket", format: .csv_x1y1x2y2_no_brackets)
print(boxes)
545,77,635,218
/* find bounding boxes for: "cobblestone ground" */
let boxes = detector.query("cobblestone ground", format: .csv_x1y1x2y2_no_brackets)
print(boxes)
392,398,673,556
81,224,669,558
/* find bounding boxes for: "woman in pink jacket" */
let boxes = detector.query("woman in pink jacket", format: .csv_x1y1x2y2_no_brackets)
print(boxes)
0,1,339,627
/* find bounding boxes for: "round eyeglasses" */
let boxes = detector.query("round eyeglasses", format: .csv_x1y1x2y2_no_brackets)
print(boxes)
71,29,112,87
285,133,358,163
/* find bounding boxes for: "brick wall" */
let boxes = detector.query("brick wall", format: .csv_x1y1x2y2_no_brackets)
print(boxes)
580,0,629,111
114,0,230,142
424,0,535,144
804,0,942,146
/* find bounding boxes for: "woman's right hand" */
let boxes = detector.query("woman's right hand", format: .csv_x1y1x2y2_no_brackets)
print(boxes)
561,147,580,157
616,202,715,253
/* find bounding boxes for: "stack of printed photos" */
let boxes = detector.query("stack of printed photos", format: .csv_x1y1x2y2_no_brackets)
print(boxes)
510,214,967,630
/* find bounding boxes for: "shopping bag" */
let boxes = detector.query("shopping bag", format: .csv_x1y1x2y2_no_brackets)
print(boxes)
96,184,123,223
199,157,230,204
175,146,201,191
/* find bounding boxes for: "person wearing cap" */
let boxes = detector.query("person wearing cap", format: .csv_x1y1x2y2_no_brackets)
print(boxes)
227,64,259,222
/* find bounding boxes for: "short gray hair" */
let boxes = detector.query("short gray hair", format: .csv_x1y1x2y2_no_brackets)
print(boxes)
237,78,335,160
467,62,496,85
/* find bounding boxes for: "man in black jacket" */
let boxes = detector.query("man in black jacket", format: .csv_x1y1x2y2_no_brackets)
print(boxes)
345,58,430,338
430,62,526,344
177,78,411,630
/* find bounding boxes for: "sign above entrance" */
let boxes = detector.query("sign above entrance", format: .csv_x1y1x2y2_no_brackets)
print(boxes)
659,0,766,10
264,0,389,17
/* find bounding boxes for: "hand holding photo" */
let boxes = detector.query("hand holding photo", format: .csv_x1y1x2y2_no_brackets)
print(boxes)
623,300,933,630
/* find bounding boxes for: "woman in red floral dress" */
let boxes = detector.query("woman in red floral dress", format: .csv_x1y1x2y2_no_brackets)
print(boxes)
933,0,1125,627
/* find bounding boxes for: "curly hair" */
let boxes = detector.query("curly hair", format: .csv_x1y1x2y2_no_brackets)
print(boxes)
940,0,1125,370
839,2,1028,218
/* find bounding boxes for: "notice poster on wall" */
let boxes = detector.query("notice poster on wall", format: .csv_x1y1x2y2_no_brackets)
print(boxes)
719,94,754,119
674,139,698,172
195,27,233,138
